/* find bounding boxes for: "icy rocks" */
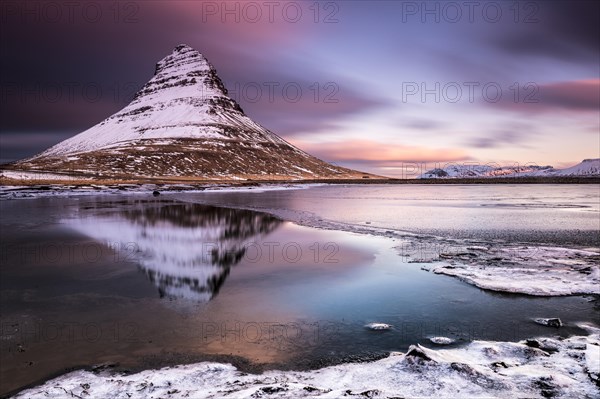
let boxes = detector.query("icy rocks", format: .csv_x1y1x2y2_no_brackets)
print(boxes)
429,336,455,345
404,345,435,362
534,318,563,328
365,323,392,330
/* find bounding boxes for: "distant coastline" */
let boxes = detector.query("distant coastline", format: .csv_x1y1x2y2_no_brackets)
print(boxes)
1,175,599,190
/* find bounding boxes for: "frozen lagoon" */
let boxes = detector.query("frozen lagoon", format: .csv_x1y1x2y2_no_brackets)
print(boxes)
1,184,598,397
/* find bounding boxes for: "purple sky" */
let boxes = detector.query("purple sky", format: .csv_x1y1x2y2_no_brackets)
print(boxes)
1,1,598,176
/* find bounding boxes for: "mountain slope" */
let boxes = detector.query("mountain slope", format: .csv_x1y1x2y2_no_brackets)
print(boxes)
8,45,373,181
551,158,599,177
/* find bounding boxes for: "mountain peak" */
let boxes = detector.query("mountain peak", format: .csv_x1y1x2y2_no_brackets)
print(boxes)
9,45,370,181
154,44,212,76
174,43,194,52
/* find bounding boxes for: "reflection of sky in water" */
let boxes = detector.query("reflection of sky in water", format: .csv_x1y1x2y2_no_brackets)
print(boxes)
65,203,282,302
183,184,600,246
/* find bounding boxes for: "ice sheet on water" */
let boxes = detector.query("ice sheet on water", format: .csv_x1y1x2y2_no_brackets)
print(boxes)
431,245,600,296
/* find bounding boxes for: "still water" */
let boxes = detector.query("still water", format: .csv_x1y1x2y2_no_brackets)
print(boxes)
1,184,598,395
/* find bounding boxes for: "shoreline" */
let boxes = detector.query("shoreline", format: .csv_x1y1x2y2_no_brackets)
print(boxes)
1,176,600,187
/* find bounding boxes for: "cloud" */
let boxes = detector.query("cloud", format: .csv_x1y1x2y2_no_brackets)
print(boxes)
464,121,539,149
291,139,470,165
0,0,390,157
492,1,599,62
536,80,600,111
485,79,600,114
238,81,388,135
400,118,442,131
466,131,520,149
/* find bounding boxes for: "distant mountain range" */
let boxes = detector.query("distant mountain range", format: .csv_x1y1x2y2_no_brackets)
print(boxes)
5,45,372,181
419,159,599,179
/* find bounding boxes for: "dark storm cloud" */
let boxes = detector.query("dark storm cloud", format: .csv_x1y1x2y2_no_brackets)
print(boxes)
493,1,600,62
0,132,75,163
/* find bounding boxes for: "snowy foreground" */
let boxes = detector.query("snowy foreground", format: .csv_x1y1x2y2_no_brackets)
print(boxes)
13,324,600,398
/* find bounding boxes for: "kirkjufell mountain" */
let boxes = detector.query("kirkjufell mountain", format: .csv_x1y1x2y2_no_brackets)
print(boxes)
8,45,372,181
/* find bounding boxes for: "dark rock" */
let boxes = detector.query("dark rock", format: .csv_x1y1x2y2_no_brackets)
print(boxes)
405,345,435,362
525,339,559,353
91,362,119,373
451,362,507,390
491,361,509,369
360,389,381,397
260,386,286,394
535,376,561,398
152,190,160,196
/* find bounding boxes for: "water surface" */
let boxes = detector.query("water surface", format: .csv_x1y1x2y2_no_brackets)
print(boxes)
1,185,598,395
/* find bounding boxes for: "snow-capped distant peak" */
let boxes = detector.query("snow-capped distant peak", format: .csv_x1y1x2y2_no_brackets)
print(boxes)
553,158,599,176
419,159,599,179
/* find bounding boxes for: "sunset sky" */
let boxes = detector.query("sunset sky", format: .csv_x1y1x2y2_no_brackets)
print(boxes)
1,0,598,177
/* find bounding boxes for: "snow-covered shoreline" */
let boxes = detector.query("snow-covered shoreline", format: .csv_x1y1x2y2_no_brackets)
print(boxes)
0,182,322,200
12,324,600,398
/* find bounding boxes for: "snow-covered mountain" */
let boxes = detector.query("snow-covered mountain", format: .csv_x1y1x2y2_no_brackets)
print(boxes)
419,159,599,179
9,44,370,181
550,158,600,177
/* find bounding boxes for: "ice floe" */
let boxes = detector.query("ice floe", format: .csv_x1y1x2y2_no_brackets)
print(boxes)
430,336,456,345
534,318,564,328
365,323,392,331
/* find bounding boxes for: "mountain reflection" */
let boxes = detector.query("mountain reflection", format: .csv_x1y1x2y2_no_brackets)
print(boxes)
66,201,282,302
